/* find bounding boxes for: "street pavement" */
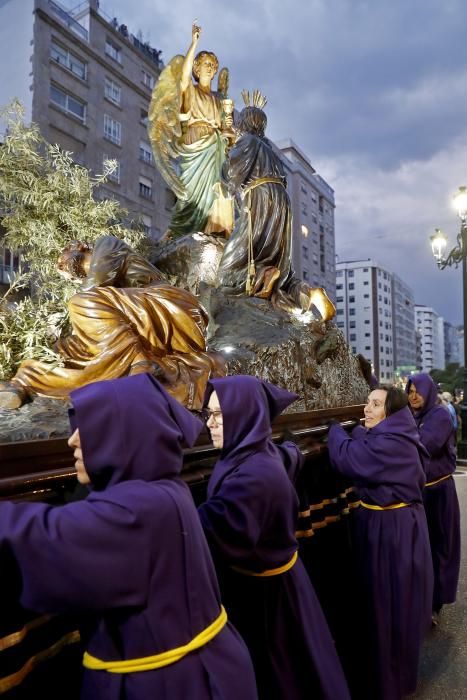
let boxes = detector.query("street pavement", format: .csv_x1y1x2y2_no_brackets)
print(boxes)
410,470,467,698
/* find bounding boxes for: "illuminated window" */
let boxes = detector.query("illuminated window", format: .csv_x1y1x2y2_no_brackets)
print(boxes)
301,224,309,237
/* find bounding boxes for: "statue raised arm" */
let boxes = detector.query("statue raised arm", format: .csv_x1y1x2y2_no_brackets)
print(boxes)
148,23,233,239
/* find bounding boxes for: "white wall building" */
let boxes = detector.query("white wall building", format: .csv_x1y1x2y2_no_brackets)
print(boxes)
392,274,417,376
414,305,445,372
276,139,336,298
335,259,395,382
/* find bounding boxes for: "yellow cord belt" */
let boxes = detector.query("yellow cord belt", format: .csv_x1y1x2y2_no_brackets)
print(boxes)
82,606,227,674
359,501,410,511
231,550,298,577
425,473,453,487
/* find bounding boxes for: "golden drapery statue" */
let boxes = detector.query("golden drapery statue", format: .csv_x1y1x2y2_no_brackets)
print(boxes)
148,22,234,239
1,236,225,410
218,93,336,321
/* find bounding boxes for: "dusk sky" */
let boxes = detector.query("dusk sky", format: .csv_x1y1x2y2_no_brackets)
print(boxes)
90,1,467,323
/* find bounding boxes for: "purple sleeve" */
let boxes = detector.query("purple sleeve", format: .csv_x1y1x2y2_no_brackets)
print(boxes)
198,470,270,563
419,408,455,456
0,497,150,614
327,423,388,482
275,442,304,484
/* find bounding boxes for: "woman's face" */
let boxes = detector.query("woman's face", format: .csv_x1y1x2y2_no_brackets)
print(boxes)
206,391,224,449
364,389,387,428
68,428,91,485
408,384,425,411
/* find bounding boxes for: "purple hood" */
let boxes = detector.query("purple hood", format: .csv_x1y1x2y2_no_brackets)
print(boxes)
69,374,203,488
206,375,298,464
406,373,439,420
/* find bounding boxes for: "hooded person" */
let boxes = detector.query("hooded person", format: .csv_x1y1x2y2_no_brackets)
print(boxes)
327,386,433,700
0,374,258,700
198,375,351,700
406,373,461,618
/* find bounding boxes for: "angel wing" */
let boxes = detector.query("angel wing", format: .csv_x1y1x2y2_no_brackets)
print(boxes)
147,55,187,201
217,67,229,99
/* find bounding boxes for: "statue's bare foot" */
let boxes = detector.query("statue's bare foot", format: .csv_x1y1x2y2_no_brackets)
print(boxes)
0,384,29,409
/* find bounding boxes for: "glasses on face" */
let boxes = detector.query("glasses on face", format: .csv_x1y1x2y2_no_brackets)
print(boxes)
202,409,223,425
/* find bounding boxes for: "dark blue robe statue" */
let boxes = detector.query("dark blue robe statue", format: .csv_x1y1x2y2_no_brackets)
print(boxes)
406,373,461,612
0,374,257,700
198,375,350,700
328,407,433,700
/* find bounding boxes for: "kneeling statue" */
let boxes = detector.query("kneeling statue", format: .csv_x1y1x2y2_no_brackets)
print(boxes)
0,236,225,410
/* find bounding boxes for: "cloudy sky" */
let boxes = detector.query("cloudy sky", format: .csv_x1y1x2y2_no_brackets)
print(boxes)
101,0,467,323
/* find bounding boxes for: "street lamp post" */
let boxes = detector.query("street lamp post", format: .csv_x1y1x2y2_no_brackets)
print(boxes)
430,186,467,460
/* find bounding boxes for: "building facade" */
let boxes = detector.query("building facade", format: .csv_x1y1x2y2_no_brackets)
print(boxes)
0,0,170,240
414,305,445,372
392,274,417,378
335,259,395,382
276,139,336,299
444,320,460,367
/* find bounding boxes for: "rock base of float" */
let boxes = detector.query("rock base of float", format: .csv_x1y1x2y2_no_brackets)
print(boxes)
152,232,226,297
204,287,369,413
0,396,71,444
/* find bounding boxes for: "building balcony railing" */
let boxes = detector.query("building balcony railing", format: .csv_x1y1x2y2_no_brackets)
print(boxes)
48,0,89,41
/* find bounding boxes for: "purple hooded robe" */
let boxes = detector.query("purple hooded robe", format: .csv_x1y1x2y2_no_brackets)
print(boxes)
406,373,461,611
198,375,350,700
0,374,257,700
328,407,433,700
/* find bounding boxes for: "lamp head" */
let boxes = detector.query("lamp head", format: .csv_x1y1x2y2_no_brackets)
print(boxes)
430,228,447,266
453,186,467,221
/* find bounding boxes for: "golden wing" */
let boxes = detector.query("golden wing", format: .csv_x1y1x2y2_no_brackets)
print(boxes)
147,55,187,200
217,67,229,98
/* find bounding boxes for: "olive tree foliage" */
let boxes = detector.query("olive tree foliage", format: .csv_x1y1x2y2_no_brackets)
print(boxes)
0,101,149,379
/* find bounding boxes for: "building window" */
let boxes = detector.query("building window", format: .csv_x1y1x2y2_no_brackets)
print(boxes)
303,270,309,281
103,154,120,183
302,245,309,260
364,294,369,298
105,39,122,63
337,321,344,328
336,284,343,290
142,70,155,89
165,189,176,210
104,114,122,145
348,270,354,277
365,346,371,350
365,333,370,337
336,270,343,277
351,346,356,353
350,334,356,341
365,320,370,325
349,296,355,303
139,141,153,164
363,267,368,272
336,309,344,315
349,321,356,328
349,308,355,316
364,281,369,285
348,283,355,290
50,41,86,79
50,84,86,123
336,296,343,303
104,77,121,105
141,214,152,235
139,176,153,199
140,108,149,127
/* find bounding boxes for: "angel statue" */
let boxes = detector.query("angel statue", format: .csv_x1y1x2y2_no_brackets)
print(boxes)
218,91,336,321
148,22,234,239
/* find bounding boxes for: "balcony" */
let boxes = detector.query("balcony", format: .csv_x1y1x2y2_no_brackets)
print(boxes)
48,0,89,41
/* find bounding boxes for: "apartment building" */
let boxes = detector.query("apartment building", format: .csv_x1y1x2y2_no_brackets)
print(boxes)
414,305,445,372
276,139,336,298
0,0,170,240
335,259,395,381
392,274,417,377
